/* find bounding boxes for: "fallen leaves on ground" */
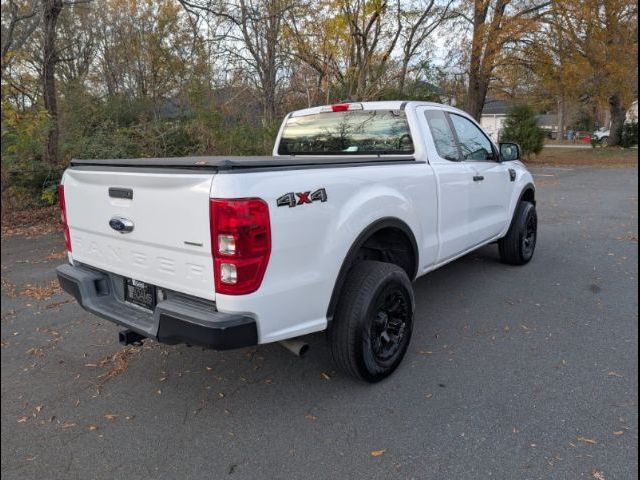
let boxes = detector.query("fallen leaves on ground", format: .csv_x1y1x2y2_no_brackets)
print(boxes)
592,469,606,480
577,436,598,445
1,280,17,298
528,148,638,168
370,449,386,457
19,280,61,300
44,298,74,310
304,413,317,421
97,346,143,383
607,371,624,378
46,251,68,260
616,234,638,243
26,347,44,357
104,414,119,421
1,205,61,238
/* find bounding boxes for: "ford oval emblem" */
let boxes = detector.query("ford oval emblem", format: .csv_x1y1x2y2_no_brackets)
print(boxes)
109,216,134,233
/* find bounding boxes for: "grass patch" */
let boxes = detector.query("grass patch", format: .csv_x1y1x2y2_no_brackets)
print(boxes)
528,147,638,167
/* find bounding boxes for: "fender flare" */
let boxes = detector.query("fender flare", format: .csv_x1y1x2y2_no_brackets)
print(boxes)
504,183,536,234
518,183,536,205
326,217,419,322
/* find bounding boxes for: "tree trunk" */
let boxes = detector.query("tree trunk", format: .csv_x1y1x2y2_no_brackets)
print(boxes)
262,83,277,126
557,96,565,142
398,59,409,97
42,0,63,165
608,93,626,146
464,0,490,121
465,73,490,121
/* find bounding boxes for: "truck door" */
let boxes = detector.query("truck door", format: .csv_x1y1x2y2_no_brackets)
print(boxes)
419,108,477,262
448,113,512,243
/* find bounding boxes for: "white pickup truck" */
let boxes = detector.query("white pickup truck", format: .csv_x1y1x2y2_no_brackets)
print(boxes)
56,101,537,382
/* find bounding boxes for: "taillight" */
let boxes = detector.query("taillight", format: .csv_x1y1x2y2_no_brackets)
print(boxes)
210,198,271,295
59,185,72,252
320,103,364,113
330,103,350,112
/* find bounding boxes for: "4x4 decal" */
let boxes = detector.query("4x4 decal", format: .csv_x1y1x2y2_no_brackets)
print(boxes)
277,188,327,208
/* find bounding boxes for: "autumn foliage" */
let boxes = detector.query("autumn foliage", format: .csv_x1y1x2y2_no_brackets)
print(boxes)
0,0,637,211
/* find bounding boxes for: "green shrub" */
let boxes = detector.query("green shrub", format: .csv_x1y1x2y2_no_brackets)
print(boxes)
40,184,59,205
621,122,639,148
1,104,58,209
500,105,546,158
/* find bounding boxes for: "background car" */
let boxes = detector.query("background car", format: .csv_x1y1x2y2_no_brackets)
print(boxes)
575,131,592,143
593,127,610,145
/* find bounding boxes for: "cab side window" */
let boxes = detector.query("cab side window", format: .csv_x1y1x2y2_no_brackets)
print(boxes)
424,110,460,161
449,114,496,161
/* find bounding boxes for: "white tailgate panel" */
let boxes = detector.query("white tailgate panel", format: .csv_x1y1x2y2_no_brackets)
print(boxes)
64,169,216,300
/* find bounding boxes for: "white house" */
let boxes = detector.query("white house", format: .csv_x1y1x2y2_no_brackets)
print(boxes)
626,100,638,123
479,100,511,141
480,100,559,141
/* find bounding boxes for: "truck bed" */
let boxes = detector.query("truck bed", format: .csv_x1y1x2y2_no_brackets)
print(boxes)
69,155,418,172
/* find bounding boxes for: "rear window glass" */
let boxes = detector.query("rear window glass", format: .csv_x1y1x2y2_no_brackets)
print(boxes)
277,110,415,155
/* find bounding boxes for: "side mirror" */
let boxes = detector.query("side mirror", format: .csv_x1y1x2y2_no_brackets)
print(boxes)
499,143,521,162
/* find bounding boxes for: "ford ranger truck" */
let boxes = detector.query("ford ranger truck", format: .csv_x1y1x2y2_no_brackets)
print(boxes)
56,101,537,382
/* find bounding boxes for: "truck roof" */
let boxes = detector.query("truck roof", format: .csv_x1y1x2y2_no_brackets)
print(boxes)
289,100,463,117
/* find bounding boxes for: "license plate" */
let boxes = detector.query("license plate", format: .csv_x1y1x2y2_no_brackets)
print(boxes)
124,278,156,310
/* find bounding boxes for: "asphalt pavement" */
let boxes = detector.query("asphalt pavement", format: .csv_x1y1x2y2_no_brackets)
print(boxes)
1,166,638,480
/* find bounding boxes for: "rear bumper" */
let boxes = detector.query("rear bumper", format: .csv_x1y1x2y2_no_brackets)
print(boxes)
56,263,257,350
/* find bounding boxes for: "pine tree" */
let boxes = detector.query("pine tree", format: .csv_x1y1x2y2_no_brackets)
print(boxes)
500,105,545,159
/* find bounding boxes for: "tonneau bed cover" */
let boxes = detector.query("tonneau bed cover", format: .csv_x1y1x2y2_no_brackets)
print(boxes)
69,155,418,172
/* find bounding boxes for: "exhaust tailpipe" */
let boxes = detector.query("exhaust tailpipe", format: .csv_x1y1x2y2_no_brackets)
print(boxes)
119,329,146,346
279,339,309,357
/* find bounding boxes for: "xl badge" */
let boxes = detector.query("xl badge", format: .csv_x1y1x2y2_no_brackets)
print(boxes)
277,188,327,208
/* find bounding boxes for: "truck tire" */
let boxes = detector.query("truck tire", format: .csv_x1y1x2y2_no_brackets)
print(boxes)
328,261,414,382
498,201,537,265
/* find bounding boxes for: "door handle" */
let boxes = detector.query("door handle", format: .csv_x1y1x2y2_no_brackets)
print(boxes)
473,175,485,182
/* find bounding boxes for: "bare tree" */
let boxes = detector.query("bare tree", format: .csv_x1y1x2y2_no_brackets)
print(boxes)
55,1,96,86
41,0,63,164
1,0,41,78
340,0,403,100
179,0,292,125
398,0,457,96
288,0,408,101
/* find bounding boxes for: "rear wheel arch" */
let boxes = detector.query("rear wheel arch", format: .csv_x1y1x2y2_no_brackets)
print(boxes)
326,217,418,322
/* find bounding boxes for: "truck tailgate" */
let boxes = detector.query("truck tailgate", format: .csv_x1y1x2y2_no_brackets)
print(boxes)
63,169,216,300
